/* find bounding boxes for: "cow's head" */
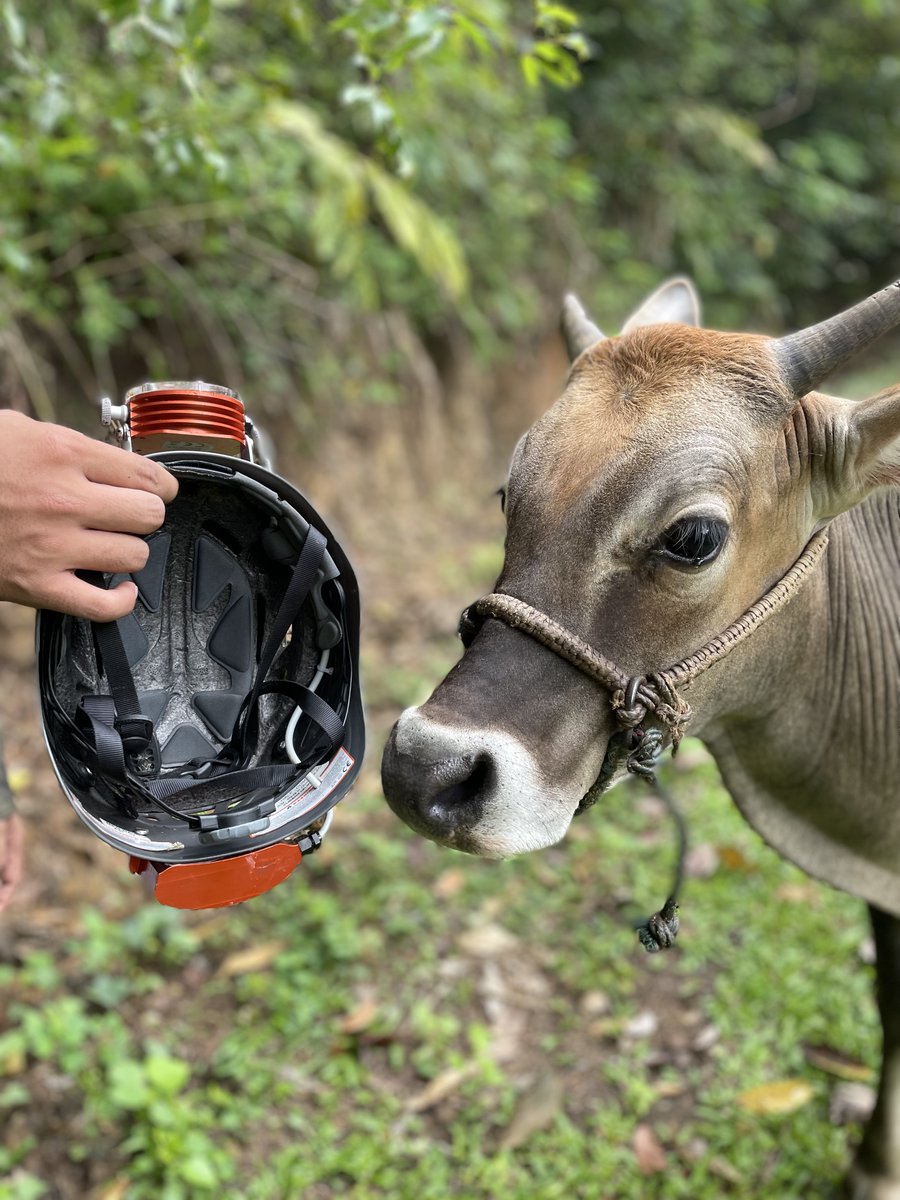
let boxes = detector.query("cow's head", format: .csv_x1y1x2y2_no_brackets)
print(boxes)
381,279,900,857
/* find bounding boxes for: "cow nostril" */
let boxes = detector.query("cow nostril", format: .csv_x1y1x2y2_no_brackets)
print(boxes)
427,756,491,821
381,731,495,845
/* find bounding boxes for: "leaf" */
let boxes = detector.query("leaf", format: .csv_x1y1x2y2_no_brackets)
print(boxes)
145,1055,190,1096
107,1060,149,1110
434,868,466,898
179,1154,219,1188
457,923,519,957
804,1045,874,1083
406,1064,479,1112
675,104,777,171
6,767,30,794
622,1010,658,1040
366,165,469,299
497,1072,564,1151
185,0,211,41
774,881,821,905
633,1123,667,1174
217,940,286,977
736,1079,814,1115
264,101,363,188
339,997,378,1035
3,1,25,50
718,845,752,871
95,1181,129,1200
709,1156,743,1185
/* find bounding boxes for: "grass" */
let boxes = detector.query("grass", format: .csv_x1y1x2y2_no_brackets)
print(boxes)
0,738,878,1200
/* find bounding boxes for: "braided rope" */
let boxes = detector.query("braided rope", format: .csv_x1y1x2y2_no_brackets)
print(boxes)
472,527,830,744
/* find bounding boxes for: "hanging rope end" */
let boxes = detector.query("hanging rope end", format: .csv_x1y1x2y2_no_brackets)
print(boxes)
636,897,680,953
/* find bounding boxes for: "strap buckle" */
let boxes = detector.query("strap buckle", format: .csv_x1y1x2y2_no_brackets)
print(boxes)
116,714,154,755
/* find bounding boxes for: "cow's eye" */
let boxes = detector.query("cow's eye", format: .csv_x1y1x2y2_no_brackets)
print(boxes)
657,517,727,567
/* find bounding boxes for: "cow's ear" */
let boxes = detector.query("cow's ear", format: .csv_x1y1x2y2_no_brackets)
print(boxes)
816,385,900,515
622,277,701,333
561,294,604,361
849,385,900,490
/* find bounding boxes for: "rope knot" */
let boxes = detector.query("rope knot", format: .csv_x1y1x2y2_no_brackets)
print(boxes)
611,687,647,729
612,675,692,749
647,672,692,750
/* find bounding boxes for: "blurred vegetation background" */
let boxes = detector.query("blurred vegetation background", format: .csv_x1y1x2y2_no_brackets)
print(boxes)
2,0,899,437
2,2,900,1198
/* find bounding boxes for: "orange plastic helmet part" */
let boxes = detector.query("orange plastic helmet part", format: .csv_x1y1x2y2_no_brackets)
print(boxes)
129,843,302,910
127,384,246,455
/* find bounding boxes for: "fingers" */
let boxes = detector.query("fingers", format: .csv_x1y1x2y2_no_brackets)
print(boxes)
83,438,179,503
79,484,167,536
71,531,152,576
41,576,139,622
0,814,24,915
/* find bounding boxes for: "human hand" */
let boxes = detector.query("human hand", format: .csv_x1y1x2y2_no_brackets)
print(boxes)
0,814,23,915
0,410,178,621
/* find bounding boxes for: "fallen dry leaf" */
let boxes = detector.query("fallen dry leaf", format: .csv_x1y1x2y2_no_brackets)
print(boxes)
691,1024,720,1054
434,868,466,898
1,1045,26,1075
497,1072,564,1151
718,845,752,871
339,997,378,1035
406,1064,479,1112
774,881,821,906
736,1078,814,1115
217,940,286,977
588,1016,623,1039
633,1123,667,1175
458,923,519,958
709,1155,743,1184
6,767,31,794
92,1180,129,1200
804,1044,874,1083
656,1079,686,1099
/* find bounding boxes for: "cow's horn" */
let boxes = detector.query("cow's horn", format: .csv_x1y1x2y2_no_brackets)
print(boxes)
561,294,604,361
775,280,900,396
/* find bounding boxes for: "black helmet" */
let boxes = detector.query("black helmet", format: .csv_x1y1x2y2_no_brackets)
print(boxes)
37,384,364,909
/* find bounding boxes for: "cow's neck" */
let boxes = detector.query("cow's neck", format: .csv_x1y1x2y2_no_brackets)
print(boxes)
693,491,900,915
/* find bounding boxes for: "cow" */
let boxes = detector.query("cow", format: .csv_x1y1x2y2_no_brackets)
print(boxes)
381,277,900,1198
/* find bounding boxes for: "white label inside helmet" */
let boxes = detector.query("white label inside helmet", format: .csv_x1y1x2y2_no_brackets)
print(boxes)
249,746,356,836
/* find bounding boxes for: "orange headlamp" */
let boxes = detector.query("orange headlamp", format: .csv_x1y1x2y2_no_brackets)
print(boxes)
101,380,268,462
129,842,304,910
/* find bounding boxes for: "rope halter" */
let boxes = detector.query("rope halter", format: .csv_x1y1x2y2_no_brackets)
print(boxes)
460,526,830,754
458,527,830,953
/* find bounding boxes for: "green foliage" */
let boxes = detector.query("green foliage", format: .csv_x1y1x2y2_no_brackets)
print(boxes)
3,0,896,429
559,0,900,328
0,0,589,423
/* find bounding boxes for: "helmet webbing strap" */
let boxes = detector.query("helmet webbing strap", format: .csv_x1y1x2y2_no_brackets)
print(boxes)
75,523,346,823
